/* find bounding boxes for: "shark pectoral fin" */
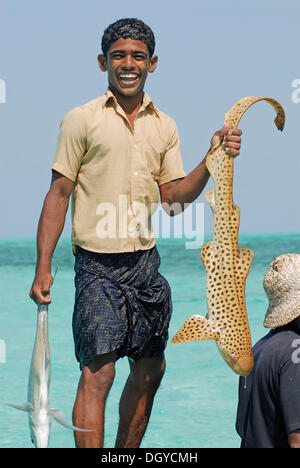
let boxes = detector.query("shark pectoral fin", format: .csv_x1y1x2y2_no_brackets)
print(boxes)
171,315,220,344
235,247,254,280
50,409,94,432
234,246,254,312
205,146,222,181
6,402,33,412
200,241,214,269
204,188,215,213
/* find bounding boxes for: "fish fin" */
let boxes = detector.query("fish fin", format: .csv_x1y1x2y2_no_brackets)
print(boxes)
204,188,216,213
200,241,214,269
50,409,94,432
205,146,222,181
235,247,254,280
234,247,254,313
6,402,33,412
171,315,220,343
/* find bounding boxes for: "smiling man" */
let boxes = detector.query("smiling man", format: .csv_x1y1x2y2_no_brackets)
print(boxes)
29,18,242,448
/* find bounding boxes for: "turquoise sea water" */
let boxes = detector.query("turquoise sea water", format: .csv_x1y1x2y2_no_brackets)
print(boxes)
0,233,299,449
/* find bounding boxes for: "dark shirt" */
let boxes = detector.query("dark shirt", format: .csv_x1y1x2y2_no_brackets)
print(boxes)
236,325,300,448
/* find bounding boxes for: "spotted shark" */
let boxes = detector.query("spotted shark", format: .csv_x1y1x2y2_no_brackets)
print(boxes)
172,97,285,376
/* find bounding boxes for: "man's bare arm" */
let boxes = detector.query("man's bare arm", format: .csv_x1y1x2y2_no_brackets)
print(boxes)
29,170,74,304
160,124,242,215
159,156,209,215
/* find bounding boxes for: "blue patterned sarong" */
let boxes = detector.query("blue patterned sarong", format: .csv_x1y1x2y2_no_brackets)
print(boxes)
72,246,172,369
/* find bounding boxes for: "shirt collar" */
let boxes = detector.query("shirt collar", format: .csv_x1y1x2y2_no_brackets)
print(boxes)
103,89,159,117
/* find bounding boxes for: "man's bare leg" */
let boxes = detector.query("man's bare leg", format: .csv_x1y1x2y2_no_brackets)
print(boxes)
115,356,166,448
72,351,117,448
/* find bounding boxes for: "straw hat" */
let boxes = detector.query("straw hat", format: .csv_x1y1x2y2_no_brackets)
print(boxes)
263,254,300,328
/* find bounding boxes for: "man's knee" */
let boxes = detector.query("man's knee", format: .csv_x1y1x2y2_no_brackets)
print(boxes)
81,352,116,397
130,357,166,394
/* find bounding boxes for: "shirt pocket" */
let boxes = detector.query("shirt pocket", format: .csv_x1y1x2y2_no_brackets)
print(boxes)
143,141,166,182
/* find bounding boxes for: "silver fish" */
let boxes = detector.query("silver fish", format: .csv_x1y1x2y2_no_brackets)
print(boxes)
8,303,93,448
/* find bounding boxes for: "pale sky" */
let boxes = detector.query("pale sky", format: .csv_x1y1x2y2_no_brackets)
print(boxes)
0,0,299,239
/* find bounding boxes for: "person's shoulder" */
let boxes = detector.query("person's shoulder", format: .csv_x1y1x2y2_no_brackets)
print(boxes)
59,95,107,133
255,328,300,361
79,95,107,113
275,329,300,359
253,332,272,355
269,327,300,346
154,106,177,125
152,106,179,138
62,95,106,121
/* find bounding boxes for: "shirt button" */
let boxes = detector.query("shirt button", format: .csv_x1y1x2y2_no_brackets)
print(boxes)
134,171,138,176
136,223,140,231
134,144,138,149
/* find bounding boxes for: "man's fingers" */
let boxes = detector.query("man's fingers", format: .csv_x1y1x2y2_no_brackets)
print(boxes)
210,125,228,148
223,129,242,156
29,288,39,305
220,127,242,137
224,148,240,158
223,142,240,150
219,123,230,136
29,288,52,305
210,126,242,153
224,135,241,143
29,274,53,305
228,129,242,136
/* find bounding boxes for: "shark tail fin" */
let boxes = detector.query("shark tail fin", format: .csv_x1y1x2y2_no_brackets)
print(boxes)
204,188,216,212
6,402,33,412
171,315,220,344
50,408,94,432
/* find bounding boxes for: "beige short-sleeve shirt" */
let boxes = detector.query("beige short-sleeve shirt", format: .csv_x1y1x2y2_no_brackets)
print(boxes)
52,90,186,253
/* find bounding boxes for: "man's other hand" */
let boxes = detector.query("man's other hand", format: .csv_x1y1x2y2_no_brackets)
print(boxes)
29,270,53,305
210,123,242,158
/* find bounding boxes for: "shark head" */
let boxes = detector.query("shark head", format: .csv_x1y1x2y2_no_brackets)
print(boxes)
218,345,254,377
226,355,254,377
29,411,51,448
